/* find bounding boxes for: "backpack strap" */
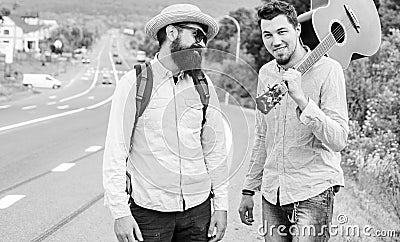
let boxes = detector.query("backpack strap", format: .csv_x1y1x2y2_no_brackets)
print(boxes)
126,62,153,196
129,62,153,152
192,70,210,127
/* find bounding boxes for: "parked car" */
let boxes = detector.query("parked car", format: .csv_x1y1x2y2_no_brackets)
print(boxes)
136,50,146,62
22,74,62,89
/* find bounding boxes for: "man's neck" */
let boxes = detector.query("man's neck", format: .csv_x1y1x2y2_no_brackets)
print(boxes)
158,47,180,75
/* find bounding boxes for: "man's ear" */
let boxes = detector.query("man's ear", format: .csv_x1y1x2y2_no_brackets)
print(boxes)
166,25,178,42
296,23,301,37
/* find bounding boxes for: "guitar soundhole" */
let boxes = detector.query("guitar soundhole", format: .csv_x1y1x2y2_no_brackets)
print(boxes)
331,22,345,44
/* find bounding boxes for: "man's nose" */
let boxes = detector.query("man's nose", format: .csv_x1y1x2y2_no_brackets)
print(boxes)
272,35,283,46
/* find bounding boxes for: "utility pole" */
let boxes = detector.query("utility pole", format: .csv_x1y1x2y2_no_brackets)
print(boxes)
222,15,241,63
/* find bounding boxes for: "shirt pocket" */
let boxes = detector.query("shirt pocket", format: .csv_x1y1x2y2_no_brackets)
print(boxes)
180,98,203,130
142,98,169,130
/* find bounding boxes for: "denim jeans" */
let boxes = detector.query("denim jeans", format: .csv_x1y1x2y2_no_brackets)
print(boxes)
129,196,211,242
261,187,336,242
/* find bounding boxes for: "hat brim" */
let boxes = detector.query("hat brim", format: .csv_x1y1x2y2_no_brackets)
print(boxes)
145,10,219,42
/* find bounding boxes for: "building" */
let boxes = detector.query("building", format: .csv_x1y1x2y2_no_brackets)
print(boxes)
0,14,58,63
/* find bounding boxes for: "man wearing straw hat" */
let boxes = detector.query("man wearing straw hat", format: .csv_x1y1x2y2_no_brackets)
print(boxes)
103,3,229,242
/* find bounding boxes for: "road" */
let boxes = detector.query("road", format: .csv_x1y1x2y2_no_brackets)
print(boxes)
0,29,264,241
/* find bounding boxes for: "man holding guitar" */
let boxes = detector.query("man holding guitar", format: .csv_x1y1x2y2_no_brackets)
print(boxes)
238,1,349,241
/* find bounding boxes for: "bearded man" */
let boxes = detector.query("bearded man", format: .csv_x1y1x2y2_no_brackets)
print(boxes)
103,4,229,242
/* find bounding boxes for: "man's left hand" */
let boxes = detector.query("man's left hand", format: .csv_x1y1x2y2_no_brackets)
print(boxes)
207,210,227,242
282,68,308,110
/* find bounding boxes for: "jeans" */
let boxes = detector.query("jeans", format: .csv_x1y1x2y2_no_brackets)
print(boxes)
261,187,336,242
129,196,211,242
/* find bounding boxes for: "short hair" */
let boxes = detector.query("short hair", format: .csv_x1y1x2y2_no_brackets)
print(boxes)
257,1,298,28
156,22,208,46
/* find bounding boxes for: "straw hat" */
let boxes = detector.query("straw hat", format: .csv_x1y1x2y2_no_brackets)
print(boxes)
145,4,219,41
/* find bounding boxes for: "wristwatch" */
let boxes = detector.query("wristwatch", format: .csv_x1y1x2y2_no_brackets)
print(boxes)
242,189,255,196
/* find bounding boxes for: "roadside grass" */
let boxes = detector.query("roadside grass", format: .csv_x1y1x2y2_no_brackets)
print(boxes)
331,178,400,242
0,55,72,103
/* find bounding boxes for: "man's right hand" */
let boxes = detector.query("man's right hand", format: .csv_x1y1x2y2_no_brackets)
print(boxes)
114,215,143,242
238,195,255,226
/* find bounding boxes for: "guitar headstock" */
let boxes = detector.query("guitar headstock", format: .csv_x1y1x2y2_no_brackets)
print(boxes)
256,82,288,114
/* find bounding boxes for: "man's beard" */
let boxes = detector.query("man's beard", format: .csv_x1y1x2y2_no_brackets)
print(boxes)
275,40,297,66
170,36,203,74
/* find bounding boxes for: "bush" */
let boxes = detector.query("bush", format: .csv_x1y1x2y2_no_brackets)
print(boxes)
342,29,400,221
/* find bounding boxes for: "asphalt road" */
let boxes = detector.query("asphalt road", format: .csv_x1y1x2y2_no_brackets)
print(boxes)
0,29,264,241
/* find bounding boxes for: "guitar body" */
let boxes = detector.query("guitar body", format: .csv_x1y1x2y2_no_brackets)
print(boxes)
299,0,381,69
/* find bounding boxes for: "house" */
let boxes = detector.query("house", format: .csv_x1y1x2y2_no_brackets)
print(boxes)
0,14,58,63
0,16,23,63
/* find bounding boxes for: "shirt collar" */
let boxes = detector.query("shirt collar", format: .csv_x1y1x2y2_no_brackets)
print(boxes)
151,53,185,80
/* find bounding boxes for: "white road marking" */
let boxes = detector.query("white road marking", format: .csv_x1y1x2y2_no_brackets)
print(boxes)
0,108,85,132
64,78,76,88
222,118,232,152
0,195,25,209
22,105,37,110
88,96,95,100
0,105,11,109
85,146,102,152
86,95,112,110
52,163,76,172
59,45,105,103
57,105,69,110
47,101,57,105
49,96,57,99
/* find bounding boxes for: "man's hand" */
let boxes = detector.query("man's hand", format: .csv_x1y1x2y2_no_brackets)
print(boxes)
282,68,308,110
114,215,143,242
238,195,255,225
207,210,227,242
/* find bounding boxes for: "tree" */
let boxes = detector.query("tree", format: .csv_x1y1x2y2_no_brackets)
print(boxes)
0,7,11,16
261,0,310,14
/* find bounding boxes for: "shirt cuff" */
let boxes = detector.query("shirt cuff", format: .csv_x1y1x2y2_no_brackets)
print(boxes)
212,191,228,211
108,203,132,220
104,193,132,219
298,98,324,126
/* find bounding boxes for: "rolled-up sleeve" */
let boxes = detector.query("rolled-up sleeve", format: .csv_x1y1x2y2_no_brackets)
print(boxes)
103,72,136,219
298,61,349,152
201,79,229,211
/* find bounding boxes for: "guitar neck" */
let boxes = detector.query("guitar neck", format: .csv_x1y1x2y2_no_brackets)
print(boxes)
297,33,337,75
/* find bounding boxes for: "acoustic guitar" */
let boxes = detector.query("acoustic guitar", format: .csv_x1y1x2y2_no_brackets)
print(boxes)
256,0,381,115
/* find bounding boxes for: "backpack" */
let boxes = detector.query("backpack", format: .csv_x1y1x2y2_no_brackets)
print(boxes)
125,62,210,195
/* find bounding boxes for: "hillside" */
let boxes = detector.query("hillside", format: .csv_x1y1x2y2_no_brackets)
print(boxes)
1,0,262,21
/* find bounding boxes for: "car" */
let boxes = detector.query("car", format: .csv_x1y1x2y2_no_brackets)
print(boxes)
115,58,122,65
101,73,113,85
113,52,118,57
136,50,146,62
81,57,91,64
22,74,62,89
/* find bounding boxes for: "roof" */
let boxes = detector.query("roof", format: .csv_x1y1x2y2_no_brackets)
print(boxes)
8,15,44,33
